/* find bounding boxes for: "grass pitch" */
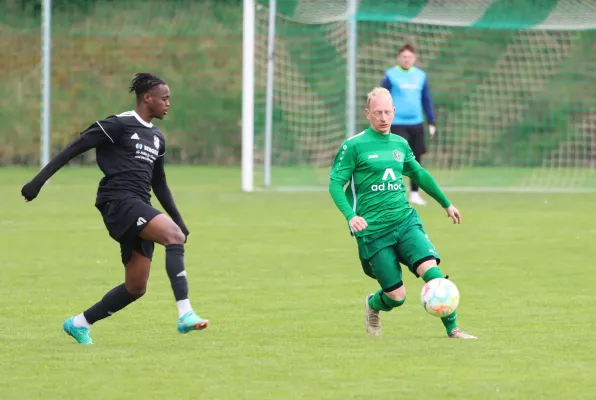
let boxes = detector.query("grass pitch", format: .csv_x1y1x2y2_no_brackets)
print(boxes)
1,166,595,399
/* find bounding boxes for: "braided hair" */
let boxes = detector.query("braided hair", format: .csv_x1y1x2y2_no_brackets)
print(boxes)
128,73,166,100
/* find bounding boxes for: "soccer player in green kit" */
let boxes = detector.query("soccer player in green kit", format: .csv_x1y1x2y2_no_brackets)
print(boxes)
329,87,476,339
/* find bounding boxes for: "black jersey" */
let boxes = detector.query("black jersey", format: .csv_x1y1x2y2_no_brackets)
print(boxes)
90,111,165,205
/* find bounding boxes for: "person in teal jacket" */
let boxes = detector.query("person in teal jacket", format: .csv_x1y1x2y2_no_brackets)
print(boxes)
381,43,436,206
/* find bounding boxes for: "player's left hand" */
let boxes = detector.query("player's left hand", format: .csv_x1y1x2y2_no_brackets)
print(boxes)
445,205,461,224
21,181,41,202
429,124,437,136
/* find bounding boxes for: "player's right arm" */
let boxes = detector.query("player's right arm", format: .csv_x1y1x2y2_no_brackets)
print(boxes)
21,118,119,201
328,141,367,231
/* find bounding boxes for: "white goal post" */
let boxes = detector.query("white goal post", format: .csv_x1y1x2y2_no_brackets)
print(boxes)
242,0,255,192
241,0,359,193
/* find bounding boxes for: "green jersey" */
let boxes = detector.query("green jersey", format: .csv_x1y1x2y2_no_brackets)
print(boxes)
329,127,446,238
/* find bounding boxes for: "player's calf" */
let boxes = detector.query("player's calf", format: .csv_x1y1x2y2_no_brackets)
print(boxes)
365,283,406,336
418,262,457,334
140,214,208,328
138,215,189,307
165,245,186,293
64,253,150,344
415,258,476,338
65,282,145,345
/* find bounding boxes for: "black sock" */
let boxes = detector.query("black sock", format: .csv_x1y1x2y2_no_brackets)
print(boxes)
83,284,143,324
166,244,189,301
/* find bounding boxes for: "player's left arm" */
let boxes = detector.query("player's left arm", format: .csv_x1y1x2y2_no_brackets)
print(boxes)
21,119,119,201
151,152,190,238
403,146,461,223
421,75,436,136
380,72,392,92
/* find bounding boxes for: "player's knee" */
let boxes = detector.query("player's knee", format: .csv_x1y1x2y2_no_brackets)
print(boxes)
415,257,438,278
384,284,406,302
125,281,147,296
163,225,185,245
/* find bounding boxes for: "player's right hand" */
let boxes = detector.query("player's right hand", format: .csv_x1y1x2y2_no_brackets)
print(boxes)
21,181,41,202
349,216,368,232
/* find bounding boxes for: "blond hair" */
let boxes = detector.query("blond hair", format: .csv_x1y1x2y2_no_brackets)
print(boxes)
366,87,392,107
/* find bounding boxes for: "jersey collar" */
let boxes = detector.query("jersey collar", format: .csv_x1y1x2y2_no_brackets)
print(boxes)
131,110,153,128
367,127,391,140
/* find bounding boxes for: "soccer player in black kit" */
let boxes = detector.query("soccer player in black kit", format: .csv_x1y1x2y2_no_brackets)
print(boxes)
21,73,209,344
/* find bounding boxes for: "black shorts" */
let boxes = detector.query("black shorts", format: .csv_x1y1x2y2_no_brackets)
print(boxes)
390,123,426,157
97,198,162,265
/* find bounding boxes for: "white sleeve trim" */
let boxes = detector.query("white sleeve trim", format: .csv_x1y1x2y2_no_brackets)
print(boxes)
347,131,365,141
158,152,166,158
95,121,114,143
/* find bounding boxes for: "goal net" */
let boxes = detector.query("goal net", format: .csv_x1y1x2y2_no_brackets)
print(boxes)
249,0,596,192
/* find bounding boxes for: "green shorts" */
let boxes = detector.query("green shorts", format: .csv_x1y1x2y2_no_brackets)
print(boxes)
357,210,440,291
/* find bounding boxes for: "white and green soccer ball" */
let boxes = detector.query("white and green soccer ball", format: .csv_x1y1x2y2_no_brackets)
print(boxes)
420,278,460,317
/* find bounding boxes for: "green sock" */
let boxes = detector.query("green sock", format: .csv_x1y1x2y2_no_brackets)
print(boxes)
422,266,444,282
368,290,405,312
421,267,458,334
441,311,458,335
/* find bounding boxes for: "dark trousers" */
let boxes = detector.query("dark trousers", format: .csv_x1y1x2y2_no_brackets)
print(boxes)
390,124,426,192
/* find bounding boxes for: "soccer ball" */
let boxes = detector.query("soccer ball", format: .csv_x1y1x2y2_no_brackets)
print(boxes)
420,278,459,317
